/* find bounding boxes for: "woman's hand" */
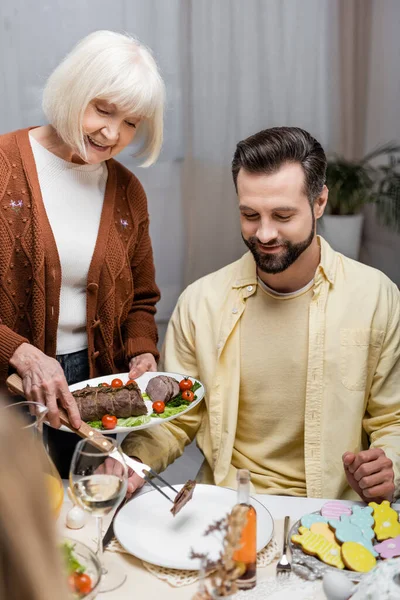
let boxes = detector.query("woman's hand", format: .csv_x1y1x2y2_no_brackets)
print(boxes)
9,343,81,429
128,353,157,379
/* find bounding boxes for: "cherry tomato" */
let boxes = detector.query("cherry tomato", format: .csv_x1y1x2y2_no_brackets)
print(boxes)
99,382,109,387
181,390,195,402
102,414,118,430
73,572,92,595
152,401,165,414
111,378,123,388
179,378,193,391
125,379,137,386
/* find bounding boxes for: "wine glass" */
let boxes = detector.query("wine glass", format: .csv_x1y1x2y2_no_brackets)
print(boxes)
69,438,128,593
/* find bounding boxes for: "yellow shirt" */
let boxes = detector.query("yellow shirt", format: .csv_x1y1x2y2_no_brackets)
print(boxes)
122,237,400,500
233,280,313,495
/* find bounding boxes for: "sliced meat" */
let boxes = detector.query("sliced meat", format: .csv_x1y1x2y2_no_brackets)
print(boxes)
171,480,197,516
171,378,180,399
146,375,181,404
159,375,174,401
146,377,170,403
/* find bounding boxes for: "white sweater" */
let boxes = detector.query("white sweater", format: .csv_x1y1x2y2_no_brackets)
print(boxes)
29,134,107,355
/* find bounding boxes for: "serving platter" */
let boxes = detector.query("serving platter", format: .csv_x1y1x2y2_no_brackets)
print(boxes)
61,371,205,434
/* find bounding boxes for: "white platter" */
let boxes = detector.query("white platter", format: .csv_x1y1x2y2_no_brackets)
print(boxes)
114,484,274,570
61,371,205,434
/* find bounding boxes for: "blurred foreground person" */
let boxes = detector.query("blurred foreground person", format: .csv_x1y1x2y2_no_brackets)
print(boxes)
0,398,70,600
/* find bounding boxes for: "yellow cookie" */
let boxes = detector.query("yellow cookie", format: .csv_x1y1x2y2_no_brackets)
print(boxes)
291,526,344,569
310,522,337,544
341,541,376,572
369,500,400,541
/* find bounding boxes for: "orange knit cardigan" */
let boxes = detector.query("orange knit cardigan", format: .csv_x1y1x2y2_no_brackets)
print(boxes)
0,128,160,381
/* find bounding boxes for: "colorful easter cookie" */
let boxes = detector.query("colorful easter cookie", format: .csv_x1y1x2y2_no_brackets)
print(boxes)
369,500,400,541
310,522,337,544
341,541,376,572
291,526,345,569
321,501,352,519
349,506,375,538
374,535,400,559
329,516,378,556
300,513,328,528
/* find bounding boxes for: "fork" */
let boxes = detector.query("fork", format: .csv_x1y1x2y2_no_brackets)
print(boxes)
276,515,292,577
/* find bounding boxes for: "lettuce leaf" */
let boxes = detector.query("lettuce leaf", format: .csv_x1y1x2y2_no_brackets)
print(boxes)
61,542,86,575
151,402,190,419
116,415,151,427
86,415,151,429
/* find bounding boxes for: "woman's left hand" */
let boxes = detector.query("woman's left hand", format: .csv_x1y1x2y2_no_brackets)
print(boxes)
128,353,157,379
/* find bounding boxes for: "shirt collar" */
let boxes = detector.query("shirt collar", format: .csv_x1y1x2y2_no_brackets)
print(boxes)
317,235,337,285
232,235,338,290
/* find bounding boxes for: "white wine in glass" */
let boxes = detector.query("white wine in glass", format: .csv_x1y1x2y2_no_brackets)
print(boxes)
69,438,128,593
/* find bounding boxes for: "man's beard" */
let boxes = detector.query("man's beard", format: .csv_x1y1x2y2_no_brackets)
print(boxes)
242,214,315,274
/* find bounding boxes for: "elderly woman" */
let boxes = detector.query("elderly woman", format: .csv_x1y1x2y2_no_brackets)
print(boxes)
1,30,164,477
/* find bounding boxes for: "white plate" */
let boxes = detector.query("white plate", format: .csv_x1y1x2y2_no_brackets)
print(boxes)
61,371,205,434
114,484,274,570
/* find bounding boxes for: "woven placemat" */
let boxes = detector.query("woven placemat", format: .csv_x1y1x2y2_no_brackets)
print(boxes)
106,537,279,587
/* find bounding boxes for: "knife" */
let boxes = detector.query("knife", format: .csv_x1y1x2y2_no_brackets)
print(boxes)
102,496,130,550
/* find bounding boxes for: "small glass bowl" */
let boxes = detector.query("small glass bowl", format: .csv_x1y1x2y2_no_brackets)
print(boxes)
63,537,102,599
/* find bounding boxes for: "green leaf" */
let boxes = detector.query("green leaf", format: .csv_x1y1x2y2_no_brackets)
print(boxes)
61,542,86,575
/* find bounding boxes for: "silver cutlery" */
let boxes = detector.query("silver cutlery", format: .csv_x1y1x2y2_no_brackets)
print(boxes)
276,515,292,578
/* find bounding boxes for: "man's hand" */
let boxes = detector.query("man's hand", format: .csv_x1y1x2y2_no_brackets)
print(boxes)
9,342,81,429
126,470,146,497
99,457,145,498
129,352,157,379
343,448,395,503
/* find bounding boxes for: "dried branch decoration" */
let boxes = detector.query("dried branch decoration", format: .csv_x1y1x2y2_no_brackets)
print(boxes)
191,504,248,598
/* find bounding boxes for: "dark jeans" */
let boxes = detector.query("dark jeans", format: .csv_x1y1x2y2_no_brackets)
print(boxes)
45,349,115,478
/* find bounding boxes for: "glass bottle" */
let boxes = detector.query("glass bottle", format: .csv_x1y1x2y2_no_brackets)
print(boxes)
233,469,257,590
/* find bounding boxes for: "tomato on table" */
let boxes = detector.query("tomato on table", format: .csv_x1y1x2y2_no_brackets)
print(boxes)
111,378,123,388
181,390,195,402
73,572,92,595
152,401,165,414
101,414,118,430
179,378,193,391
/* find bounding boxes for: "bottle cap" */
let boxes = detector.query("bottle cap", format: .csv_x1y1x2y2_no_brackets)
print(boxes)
236,469,251,482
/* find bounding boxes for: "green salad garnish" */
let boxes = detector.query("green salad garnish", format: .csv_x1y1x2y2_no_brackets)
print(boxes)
87,414,151,429
61,542,85,575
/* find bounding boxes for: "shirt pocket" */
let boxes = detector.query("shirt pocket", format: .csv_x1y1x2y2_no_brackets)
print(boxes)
340,329,384,391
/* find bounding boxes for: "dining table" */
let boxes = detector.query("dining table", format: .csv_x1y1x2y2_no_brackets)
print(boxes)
59,482,394,600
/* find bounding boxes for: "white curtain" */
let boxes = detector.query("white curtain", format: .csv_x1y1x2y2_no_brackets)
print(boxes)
182,0,343,284
0,0,399,334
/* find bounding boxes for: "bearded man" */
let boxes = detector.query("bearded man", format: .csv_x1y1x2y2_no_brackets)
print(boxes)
123,127,400,503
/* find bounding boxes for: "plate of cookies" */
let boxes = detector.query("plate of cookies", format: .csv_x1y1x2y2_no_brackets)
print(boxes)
289,500,400,582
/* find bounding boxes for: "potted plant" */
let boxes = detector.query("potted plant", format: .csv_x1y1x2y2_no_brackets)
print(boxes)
321,143,400,259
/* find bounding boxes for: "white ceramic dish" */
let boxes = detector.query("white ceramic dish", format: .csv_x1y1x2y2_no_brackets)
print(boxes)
114,483,274,570
61,371,205,434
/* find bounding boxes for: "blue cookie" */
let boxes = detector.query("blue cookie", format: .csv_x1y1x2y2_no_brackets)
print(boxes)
349,506,374,538
329,515,378,557
300,513,328,528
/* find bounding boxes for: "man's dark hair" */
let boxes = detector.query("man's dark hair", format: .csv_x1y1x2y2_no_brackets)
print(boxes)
231,126,327,204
